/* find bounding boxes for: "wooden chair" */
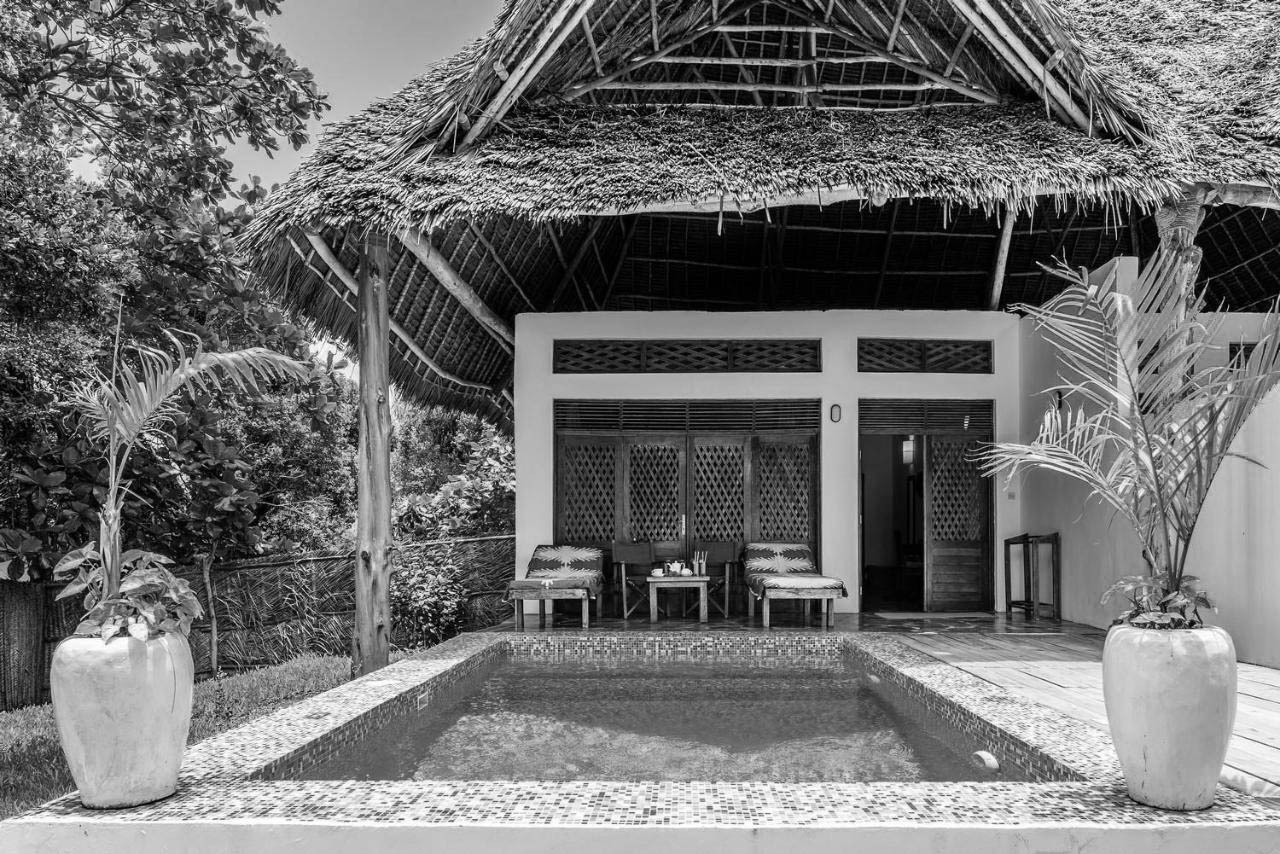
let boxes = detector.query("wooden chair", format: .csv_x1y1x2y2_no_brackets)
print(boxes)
693,540,737,618
613,542,658,619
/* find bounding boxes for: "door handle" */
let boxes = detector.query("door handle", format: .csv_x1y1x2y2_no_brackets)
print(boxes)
681,514,686,537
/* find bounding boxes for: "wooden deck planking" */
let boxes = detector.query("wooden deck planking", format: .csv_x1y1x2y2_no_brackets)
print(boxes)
898,633,1280,796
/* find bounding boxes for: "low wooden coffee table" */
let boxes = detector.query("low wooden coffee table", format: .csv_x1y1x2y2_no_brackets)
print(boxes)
647,575,710,623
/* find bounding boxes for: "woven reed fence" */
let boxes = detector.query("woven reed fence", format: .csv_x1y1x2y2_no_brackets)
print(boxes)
1,534,515,709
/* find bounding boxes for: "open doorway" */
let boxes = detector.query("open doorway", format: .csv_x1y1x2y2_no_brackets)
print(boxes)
859,434,924,611
858,399,995,613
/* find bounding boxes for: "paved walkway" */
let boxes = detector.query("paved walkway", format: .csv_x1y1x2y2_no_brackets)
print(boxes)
899,631,1280,798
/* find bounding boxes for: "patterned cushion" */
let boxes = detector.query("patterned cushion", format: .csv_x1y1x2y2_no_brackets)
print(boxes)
747,572,847,596
527,544,604,577
743,542,815,574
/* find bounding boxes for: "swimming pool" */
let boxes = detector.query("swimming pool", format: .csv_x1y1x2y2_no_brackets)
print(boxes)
301,658,1023,783
7,631,1277,854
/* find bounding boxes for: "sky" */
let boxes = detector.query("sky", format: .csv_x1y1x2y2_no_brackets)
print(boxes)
231,0,505,192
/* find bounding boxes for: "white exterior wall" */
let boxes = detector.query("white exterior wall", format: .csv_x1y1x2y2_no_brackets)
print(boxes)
514,310,1025,612
1017,257,1280,666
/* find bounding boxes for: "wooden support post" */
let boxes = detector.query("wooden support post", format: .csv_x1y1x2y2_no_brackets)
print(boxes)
354,239,393,677
987,206,1016,310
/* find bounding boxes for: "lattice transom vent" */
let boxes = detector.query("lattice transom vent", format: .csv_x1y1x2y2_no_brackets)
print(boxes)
644,340,732,372
627,444,682,541
858,339,993,373
731,340,822,372
693,444,745,542
553,340,643,373
560,444,616,543
928,438,986,541
757,443,811,543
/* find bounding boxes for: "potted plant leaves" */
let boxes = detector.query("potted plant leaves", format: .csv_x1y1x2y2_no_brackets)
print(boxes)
50,335,310,808
980,244,1280,810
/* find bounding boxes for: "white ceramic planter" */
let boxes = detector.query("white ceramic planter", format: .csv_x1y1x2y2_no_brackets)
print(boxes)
1102,624,1237,810
50,632,194,809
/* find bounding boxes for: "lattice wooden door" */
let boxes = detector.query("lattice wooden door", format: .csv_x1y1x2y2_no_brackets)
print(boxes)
623,436,686,560
924,436,991,611
751,436,817,552
554,436,619,546
690,436,747,546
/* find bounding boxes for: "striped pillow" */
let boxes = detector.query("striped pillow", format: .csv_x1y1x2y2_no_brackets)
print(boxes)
743,543,815,574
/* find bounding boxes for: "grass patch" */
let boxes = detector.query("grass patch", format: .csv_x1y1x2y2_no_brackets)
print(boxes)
0,654,350,820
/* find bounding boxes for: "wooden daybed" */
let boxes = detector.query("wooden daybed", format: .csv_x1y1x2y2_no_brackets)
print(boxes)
743,543,845,629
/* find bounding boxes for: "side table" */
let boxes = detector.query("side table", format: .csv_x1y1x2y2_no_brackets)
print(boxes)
646,576,710,623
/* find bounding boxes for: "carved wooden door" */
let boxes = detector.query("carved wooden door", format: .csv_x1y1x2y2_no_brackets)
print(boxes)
924,436,991,611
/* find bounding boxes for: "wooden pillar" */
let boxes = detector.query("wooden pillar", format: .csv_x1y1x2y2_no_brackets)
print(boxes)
354,239,393,676
1155,187,1208,310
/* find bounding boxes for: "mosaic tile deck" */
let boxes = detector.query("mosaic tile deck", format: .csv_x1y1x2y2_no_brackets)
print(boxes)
3,630,1279,854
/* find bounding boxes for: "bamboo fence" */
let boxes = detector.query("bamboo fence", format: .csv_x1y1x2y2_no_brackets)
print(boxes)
0,534,515,709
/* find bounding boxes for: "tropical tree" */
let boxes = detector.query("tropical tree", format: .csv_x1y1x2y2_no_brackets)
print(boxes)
52,334,313,639
978,246,1280,628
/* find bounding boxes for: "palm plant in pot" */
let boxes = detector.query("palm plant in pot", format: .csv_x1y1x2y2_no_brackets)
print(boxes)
50,335,311,808
979,244,1280,811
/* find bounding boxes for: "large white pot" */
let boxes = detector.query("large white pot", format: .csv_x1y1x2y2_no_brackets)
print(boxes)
1102,624,1236,810
50,632,194,809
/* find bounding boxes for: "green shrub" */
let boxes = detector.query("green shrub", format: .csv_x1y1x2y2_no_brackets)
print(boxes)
0,653,349,820
391,551,468,650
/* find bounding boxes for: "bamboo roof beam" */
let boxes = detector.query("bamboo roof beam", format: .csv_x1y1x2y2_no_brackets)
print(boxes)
872,199,901,308
649,55,898,66
396,228,515,352
593,80,959,93
719,31,764,107
947,0,1091,133
466,222,538,311
297,234,499,397
580,17,604,77
987,205,1017,310
547,219,605,309
459,0,598,150
772,2,1000,105
561,0,771,100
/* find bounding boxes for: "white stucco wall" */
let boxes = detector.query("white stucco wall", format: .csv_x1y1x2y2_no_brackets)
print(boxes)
514,310,1025,613
1016,258,1280,666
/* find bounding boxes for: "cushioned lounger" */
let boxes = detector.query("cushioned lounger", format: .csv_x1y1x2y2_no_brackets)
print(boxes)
505,545,605,629
742,542,846,628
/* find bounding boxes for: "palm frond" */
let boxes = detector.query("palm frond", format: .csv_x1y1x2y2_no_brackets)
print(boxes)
981,244,1280,586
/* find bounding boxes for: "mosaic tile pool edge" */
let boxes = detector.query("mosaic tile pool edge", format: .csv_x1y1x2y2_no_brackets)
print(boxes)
9,630,1279,832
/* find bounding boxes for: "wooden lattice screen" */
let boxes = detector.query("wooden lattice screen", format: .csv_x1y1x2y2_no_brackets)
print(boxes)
927,438,987,540
756,439,813,543
554,339,821,373
692,441,746,542
626,442,683,541
557,439,617,543
858,338,993,373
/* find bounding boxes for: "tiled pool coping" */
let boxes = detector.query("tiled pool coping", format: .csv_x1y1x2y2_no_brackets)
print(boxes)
3,630,1279,854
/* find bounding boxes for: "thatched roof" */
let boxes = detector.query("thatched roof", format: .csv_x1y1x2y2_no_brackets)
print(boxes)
245,0,1280,423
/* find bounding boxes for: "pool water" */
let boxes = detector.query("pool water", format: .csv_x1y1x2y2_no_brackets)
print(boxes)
300,659,1021,783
